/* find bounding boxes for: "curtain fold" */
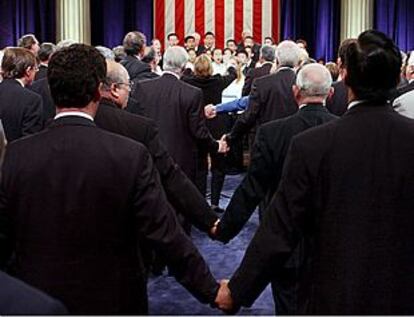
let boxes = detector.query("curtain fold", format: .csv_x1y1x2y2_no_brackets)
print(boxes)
90,0,153,48
281,0,340,61
340,0,373,42
0,0,56,48
374,0,414,52
56,0,91,44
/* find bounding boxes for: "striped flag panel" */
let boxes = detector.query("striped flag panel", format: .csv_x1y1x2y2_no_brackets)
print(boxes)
154,0,280,49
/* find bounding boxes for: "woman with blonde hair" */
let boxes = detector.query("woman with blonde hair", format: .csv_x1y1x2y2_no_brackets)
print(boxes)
182,53,237,212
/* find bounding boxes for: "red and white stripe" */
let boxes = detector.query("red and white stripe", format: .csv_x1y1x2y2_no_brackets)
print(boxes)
154,0,280,49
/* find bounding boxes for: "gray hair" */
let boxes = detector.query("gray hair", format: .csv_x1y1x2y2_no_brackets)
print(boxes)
296,63,332,97
96,46,115,60
260,45,275,62
56,39,77,50
163,46,188,74
276,40,301,67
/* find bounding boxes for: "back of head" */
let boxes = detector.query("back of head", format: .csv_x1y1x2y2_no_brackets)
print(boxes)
296,63,333,98
260,45,275,62
38,42,57,62
96,46,115,60
123,31,146,56
48,44,106,108
325,62,340,81
142,47,157,64
112,46,126,63
1,47,37,80
17,34,38,49
344,30,401,102
194,54,213,77
338,38,357,67
163,46,188,74
56,39,77,50
276,40,301,67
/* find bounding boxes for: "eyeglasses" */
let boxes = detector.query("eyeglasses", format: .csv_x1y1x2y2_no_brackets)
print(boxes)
115,80,134,91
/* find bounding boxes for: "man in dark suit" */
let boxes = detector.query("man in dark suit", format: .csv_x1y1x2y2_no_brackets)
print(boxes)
216,30,414,315
325,38,357,116
30,77,55,124
0,47,43,142
121,31,153,84
127,46,228,184
0,271,67,314
242,45,275,97
213,64,337,314
34,42,56,81
226,40,302,144
95,60,218,235
0,44,219,314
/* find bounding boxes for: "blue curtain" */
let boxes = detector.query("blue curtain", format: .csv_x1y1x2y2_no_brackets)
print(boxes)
90,0,153,48
0,0,56,48
374,0,414,52
281,0,340,61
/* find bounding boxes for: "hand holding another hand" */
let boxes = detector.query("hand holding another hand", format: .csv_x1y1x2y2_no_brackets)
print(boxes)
204,104,217,119
217,135,230,153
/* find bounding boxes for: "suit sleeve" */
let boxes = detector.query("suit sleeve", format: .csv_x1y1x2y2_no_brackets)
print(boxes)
241,68,253,97
145,120,218,232
227,80,263,143
227,138,311,309
216,127,274,243
127,82,147,116
0,149,14,268
132,146,219,304
188,89,219,152
22,94,43,136
218,67,237,91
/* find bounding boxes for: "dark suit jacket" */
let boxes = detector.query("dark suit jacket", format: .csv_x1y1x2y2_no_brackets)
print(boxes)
326,80,348,116
228,102,414,314
217,105,337,243
121,55,153,83
0,271,67,314
228,67,297,143
242,62,273,97
29,77,56,124
127,73,218,181
0,116,218,314
0,79,43,142
34,64,48,82
182,67,237,138
95,98,217,231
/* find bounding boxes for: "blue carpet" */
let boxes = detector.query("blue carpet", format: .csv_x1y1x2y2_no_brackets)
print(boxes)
148,173,275,315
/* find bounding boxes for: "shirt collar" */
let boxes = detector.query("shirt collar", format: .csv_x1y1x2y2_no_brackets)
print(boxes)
55,111,94,122
299,103,325,110
347,100,367,110
163,71,180,79
15,78,25,87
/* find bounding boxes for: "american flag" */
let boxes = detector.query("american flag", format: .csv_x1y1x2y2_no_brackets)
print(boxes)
154,0,280,49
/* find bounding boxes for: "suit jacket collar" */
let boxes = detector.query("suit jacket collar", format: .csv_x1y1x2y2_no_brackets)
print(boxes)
50,115,96,129
162,72,180,80
2,78,24,87
100,98,120,109
299,103,328,113
343,101,393,117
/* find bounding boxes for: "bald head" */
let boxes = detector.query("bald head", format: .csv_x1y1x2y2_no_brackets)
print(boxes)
295,63,333,101
102,60,130,108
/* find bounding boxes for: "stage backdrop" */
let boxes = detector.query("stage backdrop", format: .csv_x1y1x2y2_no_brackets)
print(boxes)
154,0,280,49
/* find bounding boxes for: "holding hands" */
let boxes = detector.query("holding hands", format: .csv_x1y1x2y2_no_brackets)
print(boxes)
218,135,230,153
215,280,235,313
205,104,217,119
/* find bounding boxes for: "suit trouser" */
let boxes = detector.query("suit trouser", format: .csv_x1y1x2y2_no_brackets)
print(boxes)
271,268,300,315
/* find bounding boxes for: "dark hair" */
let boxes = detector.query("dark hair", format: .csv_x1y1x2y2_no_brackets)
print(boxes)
123,31,146,56
296,39,308,48
184,35,195,43
38,42,56,62
226,39,236,46
187,48,196,54
167,33,178,40
1,47,37,79
244,36,254,41
344,30,402,101
142,47,157,64
205,32,215,38
48,44,106,108
236,49,248,56
338,38,357,67
223,48,232,54
17,34,38,49
264,36,275,44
